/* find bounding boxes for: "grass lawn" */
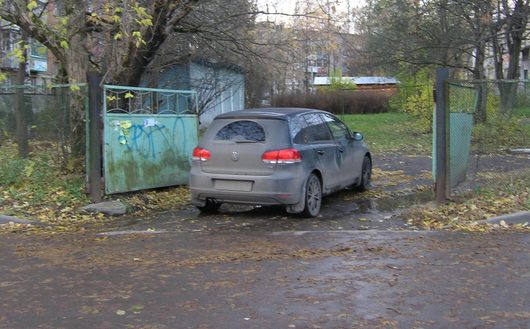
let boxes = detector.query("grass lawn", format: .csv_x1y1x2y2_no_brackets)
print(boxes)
339,112,432,154
514,106,530,118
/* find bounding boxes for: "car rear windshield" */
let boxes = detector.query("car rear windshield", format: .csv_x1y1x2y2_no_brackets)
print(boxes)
214,120,266,142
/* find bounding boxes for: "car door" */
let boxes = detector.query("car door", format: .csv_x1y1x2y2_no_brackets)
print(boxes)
321,113,364,187
299,113,341,191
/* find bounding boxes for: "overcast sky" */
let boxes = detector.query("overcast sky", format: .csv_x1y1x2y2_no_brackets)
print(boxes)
255,0,366,26
255,0,366,15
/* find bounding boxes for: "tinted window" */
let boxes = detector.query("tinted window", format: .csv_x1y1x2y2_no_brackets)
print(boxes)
303,113,333,142
321,114,350,141
290,116,309,144
291,113,333,144
215,120,266,142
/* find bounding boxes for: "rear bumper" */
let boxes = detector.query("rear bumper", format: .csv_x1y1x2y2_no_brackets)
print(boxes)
190,167,305,206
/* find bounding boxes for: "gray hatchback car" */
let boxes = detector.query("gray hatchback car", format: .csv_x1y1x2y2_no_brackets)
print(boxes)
190,108,371,217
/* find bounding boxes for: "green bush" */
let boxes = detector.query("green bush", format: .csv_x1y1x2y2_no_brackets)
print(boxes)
515,83,530,108
473,113,530,151
323,70,357,92
0,155,28,187
393,69,435,133
473,90,530,151
0,141,87,206
402,84,433,133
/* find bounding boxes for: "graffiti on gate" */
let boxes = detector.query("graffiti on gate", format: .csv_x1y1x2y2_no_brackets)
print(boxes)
110,117,189,160
102,85,198,194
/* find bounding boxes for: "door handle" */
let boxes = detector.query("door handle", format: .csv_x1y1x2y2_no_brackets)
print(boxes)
316,150,324,155
338,147,344,153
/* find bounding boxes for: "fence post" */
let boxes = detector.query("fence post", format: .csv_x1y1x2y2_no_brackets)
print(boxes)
15,30,29,158
87,72,103,203
435,68,449,202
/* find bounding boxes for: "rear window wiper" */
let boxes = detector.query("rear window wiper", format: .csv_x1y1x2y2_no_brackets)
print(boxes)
234,139,262,143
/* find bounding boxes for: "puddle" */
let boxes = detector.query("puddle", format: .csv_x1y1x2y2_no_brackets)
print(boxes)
327,190,434,215
357,190,433,213
107,190,435,234
97,229,168,236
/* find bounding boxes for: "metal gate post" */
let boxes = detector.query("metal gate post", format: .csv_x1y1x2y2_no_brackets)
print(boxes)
435,67,449,202
87,72,103,202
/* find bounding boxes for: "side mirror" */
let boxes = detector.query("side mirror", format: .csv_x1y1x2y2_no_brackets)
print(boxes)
352,132,364,141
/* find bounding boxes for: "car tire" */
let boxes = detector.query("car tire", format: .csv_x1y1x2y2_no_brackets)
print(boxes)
301,173,322,218
196,199,221,213
355,155,372,192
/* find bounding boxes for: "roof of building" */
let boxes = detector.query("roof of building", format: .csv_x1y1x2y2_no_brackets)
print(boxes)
215,107,326,120
313,76,399,86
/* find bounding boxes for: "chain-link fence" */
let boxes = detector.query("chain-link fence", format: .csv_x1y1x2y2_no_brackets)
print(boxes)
447,80,530,195
0,84,88,168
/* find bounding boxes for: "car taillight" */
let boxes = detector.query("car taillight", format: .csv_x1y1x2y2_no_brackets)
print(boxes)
262,148,301,164
192,147,211,161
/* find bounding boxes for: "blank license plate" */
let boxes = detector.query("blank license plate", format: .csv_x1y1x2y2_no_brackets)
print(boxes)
214,180,253,191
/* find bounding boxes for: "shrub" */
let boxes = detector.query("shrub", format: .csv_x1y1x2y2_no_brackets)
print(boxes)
0,141,88,206
402,84,434,133
473,113,530,151
0,151,28,186
390,68,435,133
272,88,396,114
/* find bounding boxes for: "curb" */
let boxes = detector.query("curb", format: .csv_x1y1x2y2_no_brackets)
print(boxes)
0,215,37,225
82,200,127,216
509,148,530,155
478,211,530,225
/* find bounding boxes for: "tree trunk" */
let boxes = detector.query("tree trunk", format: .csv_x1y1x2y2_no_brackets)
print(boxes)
473,39,488,123
494,0,528,117
67,33,89,159
498,81,518,116
15,31,29,159
114,2,171,86
499,29,522,116
437,1,451,65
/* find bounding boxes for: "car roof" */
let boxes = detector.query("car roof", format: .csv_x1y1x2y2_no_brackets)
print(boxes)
214,107,328,120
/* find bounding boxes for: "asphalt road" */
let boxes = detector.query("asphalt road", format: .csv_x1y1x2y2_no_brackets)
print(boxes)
1,152,529,328
2,220,530,328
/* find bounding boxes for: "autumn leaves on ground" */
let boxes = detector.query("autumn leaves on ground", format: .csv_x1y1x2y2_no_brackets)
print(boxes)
0,112,529,233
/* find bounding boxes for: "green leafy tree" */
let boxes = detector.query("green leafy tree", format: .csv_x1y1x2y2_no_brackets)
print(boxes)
326,69,356,91
0,0,90,83
397,68,434,133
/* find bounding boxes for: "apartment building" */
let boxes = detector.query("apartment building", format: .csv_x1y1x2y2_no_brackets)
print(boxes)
0,20,56,85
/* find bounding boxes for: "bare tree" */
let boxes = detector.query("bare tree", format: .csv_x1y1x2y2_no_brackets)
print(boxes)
356,0,471,74
491,0,530,115
358,0,530,117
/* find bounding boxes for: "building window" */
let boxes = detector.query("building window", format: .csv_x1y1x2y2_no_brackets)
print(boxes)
1,30,15,52
523,48,530,62
30,39,47,58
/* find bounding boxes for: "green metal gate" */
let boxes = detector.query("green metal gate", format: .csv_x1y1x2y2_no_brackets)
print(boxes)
103,85,198,194
433,82,477,188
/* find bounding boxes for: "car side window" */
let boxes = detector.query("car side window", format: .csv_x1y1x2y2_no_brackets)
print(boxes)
290,116,309,144
215,120,266,142
293,113,332,144
321,114,351,141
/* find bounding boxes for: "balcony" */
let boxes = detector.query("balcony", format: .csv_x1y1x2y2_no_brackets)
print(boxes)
0,52,19,69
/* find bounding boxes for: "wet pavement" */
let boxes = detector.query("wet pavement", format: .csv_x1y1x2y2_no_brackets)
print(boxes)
111,188,434,235
108,151,436,235
2,152,530,328
2,227,530,328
